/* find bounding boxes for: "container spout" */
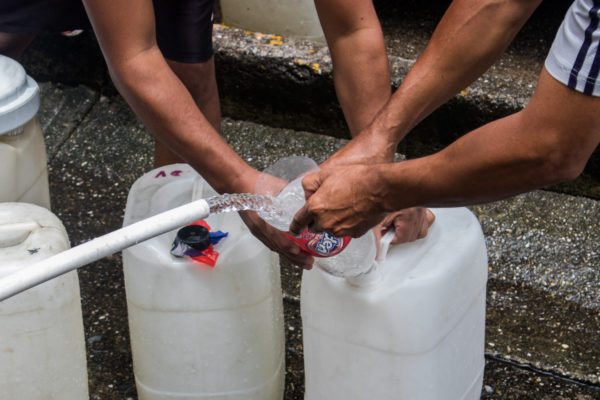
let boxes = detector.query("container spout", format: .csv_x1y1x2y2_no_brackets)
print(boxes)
0,198,210,302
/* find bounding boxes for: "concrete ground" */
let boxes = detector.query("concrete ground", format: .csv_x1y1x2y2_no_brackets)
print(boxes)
16,1,600,398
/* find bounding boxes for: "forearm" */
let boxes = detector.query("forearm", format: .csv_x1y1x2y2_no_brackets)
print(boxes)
375,0,542,143
376,115,555,210
109,52,256,194
375,70,600,210
316,0,390,136
330,32,390,136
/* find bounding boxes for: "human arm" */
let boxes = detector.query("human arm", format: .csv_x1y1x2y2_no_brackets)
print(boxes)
290,69,600,237
314,0,390,138
314,0,541,239
314,0,396,165
82,0,313,268
315,0,434,241
82,0,256,194
332,0,543,158
303,0,541,238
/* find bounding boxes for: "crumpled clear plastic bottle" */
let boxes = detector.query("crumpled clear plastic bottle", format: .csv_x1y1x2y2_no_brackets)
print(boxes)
258,161,377,278
315,230,377,278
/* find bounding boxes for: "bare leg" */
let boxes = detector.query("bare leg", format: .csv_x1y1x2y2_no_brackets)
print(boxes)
0,32,35,60
154,55,221,167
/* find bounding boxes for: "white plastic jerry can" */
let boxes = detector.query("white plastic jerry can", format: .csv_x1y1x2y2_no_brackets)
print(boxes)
301,207,488,400
122,164,285,400
0,203,89,399
220,0,324,41
0,55,50,208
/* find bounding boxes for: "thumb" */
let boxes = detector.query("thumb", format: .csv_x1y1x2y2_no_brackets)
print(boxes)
289,203,312,236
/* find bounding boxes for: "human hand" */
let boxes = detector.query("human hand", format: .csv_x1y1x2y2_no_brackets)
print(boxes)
373,208,435,245
240,210,314,270
240,168,314,269
289,164,386,238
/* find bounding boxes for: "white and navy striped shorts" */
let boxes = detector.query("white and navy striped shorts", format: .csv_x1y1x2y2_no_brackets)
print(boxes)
546,0,600,96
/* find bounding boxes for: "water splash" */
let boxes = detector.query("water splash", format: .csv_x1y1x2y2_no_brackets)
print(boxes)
206,192,377,279
206,193,285,218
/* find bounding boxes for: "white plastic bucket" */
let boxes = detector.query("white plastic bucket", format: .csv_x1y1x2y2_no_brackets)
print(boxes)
0,55,50,208
220,0,324,40
301,207,488,400
0,203,88,399
122,164,285,400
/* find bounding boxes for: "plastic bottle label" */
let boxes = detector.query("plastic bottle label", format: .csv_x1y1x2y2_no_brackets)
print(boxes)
285,228,350,257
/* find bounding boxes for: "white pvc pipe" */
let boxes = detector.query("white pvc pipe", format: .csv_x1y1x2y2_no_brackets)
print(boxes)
0,198,210,302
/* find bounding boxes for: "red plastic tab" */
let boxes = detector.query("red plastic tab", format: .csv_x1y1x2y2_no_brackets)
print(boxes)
188,220,218,267
190,245,219,267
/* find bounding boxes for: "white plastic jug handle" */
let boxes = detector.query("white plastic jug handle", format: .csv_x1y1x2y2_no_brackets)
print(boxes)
376,230,396,264
345,230,395,289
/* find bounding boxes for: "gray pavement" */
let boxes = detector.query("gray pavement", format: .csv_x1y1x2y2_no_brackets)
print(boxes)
16,1,600,397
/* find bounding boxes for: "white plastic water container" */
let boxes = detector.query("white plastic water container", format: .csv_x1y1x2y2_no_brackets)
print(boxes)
301,207,488,400
0,203,89,399
220,0,324,41
122,164,285,400
0,55,50,208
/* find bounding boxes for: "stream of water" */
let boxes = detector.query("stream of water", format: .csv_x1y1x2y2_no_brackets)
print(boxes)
206,193,285,218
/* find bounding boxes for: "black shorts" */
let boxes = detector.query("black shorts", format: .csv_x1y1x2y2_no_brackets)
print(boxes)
0,0,215,63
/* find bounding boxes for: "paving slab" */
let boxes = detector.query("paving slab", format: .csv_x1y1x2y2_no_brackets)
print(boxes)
39,82,98,158
35,82,600,399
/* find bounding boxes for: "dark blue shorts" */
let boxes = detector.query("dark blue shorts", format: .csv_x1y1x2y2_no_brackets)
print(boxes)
0,0,215,63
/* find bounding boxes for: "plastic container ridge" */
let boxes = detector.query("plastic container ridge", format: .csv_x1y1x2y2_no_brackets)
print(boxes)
220,0,324,41
0,55,49,208
301,207,488,400
0,203,89,399
122,163,285,400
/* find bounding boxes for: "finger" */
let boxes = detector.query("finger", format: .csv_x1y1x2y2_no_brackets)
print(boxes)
417,209,436,239
378,213,397,232
425,209,436,226
289,203,312,236
270,229,314,269
372,226,383,258
301,171,323,199
307,218,325,235
373,225,383,245
391,216,415,244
